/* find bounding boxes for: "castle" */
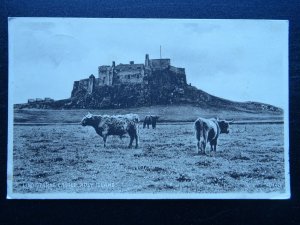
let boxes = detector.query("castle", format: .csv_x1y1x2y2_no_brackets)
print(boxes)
21,53,282,113
71,54,187,96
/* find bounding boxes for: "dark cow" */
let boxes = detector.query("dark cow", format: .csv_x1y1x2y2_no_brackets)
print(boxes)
81,112,139,148
143,115,159,129
194,117,231,154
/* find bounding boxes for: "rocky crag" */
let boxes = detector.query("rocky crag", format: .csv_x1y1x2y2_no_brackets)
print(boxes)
17,54,282,114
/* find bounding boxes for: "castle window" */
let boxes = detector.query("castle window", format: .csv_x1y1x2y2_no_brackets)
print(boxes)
137,75,140,79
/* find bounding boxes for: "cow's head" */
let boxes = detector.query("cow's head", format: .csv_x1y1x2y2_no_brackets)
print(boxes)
81,112,95,126
217,119,231,134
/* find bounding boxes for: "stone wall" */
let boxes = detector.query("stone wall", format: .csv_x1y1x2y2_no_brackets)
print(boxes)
170,66,185,75
98,66,113,85
71,78,89,97
88,75,95,94
150,59,170,70
114,67,145,84
69,65,188,108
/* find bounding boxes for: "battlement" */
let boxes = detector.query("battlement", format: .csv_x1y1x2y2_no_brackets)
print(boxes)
115,63,144,71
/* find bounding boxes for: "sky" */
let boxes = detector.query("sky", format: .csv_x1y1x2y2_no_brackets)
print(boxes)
9,18,288,108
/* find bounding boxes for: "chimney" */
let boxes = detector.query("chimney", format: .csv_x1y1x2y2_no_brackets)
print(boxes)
130,61,134,65
112,61,115,67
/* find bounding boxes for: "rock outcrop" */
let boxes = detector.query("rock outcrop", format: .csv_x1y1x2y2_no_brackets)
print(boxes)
16,54,283,115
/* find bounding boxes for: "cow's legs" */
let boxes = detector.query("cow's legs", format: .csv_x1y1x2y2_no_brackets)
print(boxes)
197,141,206,154
208,140,217,156
103,135,107,147
128,134,134,148
196,138,206,154
201,131,209,155
196,140,200,154
195,125,201,154
102,130,109,147
134,133,139,148
200,141,206,154
209,139,217,152
197,137,206,154
213,140,217,152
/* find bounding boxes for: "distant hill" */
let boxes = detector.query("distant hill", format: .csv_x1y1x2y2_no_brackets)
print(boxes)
15,55,283,116
15,83,282,115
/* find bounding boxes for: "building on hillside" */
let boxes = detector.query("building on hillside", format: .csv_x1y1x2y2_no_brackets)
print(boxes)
71,54,187,96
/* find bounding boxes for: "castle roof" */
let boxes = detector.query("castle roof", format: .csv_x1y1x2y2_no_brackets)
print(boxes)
98,65,111,70
150,58,170,61
115,63,144,69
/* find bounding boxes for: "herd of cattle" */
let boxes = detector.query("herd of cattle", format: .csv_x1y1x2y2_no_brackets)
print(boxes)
80,113,231,154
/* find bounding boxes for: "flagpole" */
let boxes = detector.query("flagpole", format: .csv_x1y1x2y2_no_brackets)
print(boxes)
160,45,161,59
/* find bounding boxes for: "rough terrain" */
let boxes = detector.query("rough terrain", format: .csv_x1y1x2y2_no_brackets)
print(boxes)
13,120,286,194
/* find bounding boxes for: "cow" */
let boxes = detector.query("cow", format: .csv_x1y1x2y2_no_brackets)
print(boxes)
81,112,139,148
143,115,159,129
194,117,231,154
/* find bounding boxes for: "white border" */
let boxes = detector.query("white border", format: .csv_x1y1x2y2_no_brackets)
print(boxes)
283,20,291,199
7,17,15,199
8,192,290,200
7,18,290,199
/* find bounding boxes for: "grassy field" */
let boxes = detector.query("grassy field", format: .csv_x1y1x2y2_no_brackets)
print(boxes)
14,105,283,124
12,121,286,195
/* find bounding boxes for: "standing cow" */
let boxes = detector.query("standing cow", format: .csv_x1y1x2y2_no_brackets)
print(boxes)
194,117,231,154
81,112,139,148
143,115,159,129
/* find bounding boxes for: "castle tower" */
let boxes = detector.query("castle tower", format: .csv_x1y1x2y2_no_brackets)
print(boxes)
110,61,115,85
145,54,150,68
88,74,95,94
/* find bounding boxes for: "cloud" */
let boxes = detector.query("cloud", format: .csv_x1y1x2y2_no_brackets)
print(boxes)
13,29,87,67
9,18,288,108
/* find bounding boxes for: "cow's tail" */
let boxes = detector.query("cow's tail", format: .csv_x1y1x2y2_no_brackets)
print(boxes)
195,119,206,152
195,120,203,141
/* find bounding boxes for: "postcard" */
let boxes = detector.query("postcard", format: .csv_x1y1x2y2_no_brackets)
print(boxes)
7,18,289,199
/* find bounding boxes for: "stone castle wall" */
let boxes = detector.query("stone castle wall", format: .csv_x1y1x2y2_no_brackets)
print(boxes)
98,66,113,85
71,54,187,98
113,63,145,84
114,69,145,84
149,59,170,70
170,66,185,75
